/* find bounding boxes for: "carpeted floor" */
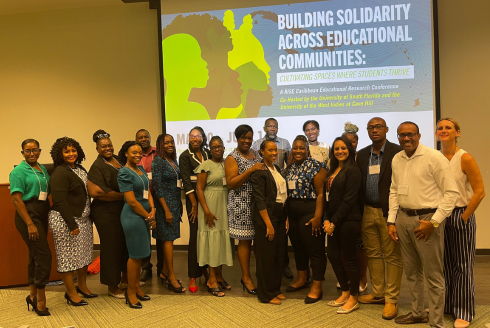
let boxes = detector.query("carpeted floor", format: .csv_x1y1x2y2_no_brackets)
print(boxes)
1,289,490,328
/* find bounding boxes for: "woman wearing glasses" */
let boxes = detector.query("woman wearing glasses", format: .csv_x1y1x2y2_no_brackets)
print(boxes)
10,139,52,316
194,136,234,296
87,130,128,299
437,118,485,328
178,126,211,293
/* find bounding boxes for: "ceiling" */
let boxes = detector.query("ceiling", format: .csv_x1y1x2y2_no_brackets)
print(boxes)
0,0,129,16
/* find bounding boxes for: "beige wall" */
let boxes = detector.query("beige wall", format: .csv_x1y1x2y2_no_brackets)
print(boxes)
1,0,489,248
438,0,490,249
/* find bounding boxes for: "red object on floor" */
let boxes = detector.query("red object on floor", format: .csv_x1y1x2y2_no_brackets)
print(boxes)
88,256,100,274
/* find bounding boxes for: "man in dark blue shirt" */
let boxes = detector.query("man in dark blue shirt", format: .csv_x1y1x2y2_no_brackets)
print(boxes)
356,117,403,320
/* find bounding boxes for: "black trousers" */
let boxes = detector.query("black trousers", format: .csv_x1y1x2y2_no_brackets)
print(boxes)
15,199,52,289
254,203,286,303
185,192,206,278
287,199,326,281
92,204,129,286
327,220,361,296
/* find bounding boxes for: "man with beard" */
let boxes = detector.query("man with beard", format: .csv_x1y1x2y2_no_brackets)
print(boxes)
252,118,293,280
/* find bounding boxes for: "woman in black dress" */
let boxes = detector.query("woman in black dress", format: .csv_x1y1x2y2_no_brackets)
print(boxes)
10,139,52,316
324,136,362,314
178,126,211,292
87,129,128,299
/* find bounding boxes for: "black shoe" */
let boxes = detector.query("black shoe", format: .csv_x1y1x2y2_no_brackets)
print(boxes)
32,296,51,316
76,286,99,298
240,279,257,295
64,292,88,306
305,292,323,304
166,279,185,293
136,293,151,301
125,291,142,309
26,295,35,311
140,269,152,283
160,273,182,286
283,265,293,280
286,281,311,292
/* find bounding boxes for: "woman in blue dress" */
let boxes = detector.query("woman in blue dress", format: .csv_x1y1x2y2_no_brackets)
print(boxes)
117,141,156,309
152,134,185,293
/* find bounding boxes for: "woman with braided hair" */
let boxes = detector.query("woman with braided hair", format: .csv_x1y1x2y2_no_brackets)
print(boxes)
48,137,96,307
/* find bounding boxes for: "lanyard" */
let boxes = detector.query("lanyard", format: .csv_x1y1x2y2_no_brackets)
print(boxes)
27,162,48,193
103,157,123,170
369,147,381,167
211,160,225,178
165,158,180,180
126,165,149,191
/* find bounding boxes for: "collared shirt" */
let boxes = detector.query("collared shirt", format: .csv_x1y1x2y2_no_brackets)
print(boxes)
365,141,386,205
268,165,287,204
388,143,459,224
251,136,291,172
138,146,156,174
9,161,50,201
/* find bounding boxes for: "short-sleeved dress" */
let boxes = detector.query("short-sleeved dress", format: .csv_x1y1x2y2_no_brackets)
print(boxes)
117,166,151,259
152,156,182,241
48,166,93,272
227,148,261,240
194,160,233,267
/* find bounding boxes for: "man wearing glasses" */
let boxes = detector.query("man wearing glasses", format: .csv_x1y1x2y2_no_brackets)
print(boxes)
387,121,459,327
356,118,403,320
251,118,293,279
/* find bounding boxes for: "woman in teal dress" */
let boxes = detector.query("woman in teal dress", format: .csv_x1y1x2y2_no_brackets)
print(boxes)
195,136,234,297
117,141,156,309
152,134,185,293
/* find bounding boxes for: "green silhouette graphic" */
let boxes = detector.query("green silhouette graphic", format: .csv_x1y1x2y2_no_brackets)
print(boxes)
162,33,209,121
217,10,272,119
223,11,271,83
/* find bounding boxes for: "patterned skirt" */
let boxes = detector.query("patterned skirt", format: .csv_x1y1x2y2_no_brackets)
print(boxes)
48,210,93,273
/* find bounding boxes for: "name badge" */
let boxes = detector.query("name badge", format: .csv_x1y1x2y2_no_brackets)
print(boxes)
326,191,329,202
143,190,149,199
288,180,296,190
147,172,152,180
222,177,227,186
369,165,380,174
190,176,197,181
279,183,286,193
177,179,183,189
39,191,48,201
398,185,409,195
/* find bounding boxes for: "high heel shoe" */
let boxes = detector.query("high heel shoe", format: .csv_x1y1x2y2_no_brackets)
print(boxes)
166,279,185,293
32,296,50,316
125,291,142,309
160,273,182,285
26,295,35,311
240,279,257,295
76,286,99,298
64,292,88,306
188,278,198,293
136,293,151,301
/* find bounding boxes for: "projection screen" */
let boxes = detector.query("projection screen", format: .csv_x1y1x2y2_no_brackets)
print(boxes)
158,0,439,154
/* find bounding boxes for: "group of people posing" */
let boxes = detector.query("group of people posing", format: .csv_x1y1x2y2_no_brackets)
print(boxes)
10,117,484,328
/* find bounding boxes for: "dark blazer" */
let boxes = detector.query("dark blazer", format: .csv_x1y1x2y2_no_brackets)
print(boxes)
178,147,211,195
50,164,89,231
250,163,285,230
356,140,402,217
325,164,362,226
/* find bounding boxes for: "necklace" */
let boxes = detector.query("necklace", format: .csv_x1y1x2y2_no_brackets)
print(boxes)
103,157,122,170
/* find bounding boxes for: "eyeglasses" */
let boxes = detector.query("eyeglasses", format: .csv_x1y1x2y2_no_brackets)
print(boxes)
23,149,40,155
189,135,202,140
367,124,386,131
210,145,223,151
397,133,418,139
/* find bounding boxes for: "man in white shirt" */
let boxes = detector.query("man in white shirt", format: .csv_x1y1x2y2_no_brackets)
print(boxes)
387,122,459,328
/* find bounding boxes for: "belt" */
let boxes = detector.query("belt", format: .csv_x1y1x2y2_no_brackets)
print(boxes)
366,203,382,209
274,202,286,208
400,207,437,216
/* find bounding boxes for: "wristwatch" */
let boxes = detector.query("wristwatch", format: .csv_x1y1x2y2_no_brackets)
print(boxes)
430,219,439,228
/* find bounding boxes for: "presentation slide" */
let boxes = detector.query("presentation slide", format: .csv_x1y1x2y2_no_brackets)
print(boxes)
160,0,436,155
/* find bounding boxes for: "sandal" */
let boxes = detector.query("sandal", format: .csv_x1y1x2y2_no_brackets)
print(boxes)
160,273,182,286
166,279,185,293
207,285,224,297
217,280,231,290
